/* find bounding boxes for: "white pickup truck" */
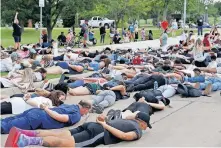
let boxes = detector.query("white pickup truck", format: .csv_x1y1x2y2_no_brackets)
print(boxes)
80,16,115,29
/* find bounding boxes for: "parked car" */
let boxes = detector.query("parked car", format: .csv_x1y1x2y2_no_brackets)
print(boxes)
189,23,197,28
215,23,221,28
80,16,115,29
203,22,212,28
178,20,189,29
189,22,211,28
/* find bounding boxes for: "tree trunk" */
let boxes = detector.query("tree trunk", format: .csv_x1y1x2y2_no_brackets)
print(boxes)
163,0,169,20
121,15,124,35
47,26,52,41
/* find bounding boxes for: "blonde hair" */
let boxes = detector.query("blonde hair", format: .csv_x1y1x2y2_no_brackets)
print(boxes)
35,88,50,97
193,38,203,55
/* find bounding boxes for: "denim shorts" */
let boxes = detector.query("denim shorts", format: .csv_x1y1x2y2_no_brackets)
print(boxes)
13,36,21,42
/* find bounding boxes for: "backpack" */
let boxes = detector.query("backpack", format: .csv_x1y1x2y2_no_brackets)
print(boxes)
139,89,164,103
132,56,142,65
176,83,202,97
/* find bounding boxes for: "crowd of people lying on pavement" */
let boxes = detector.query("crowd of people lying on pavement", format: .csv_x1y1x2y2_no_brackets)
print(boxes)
1,27,221,147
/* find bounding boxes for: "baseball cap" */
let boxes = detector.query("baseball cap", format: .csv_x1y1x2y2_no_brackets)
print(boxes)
160,98,170,106
136,112,152,128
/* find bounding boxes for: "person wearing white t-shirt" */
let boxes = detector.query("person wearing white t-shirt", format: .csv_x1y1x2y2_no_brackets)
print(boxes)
171,19,178,37
1,90,66,115
193,38,211,67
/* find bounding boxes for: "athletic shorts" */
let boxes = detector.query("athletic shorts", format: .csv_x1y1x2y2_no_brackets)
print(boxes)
69,122,105,147
84,83,101,95
13,36,21,42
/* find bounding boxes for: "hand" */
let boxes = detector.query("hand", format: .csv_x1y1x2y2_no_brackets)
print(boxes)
24,94,31,101
40,104,47,110
138,97,145,103
96,115,106,125
16,12,18,15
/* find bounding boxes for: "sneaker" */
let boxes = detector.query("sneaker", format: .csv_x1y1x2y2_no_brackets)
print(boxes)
5,127,21,147
91,104,104,114
122,93,130,99
203,83,212,96
106,109,116,121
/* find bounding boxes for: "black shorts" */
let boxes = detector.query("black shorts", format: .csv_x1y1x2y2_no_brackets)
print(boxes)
13,36,21,42
69,122,105,147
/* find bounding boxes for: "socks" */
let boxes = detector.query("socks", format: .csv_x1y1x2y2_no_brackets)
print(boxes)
19,129,38,137
17,134,43,147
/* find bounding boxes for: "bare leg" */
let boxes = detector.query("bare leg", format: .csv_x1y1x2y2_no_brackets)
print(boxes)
110,85,126,95
68,64,84,73
112,66,125,70
18,42,20,50
165,73,182,81
46,66,63,74
68,86,91,96
200,67,217,73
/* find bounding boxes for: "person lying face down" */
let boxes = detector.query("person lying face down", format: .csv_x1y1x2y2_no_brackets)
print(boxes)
1,89,66,115
5,113,151,147
1,100,91,134
133,91,170,112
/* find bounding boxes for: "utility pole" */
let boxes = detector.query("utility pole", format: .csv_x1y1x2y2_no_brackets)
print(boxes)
183,0,187,29
39,0,44,43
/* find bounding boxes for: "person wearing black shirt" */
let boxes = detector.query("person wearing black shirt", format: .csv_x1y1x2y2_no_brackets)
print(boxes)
100,23,106,44
113,31,121,44
57,32,66,46
41,29,50,48
12,12,22,50
5,114,151,147
197,17,203,36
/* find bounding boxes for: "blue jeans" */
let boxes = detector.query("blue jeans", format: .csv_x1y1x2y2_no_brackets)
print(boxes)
199,77,221,91
68,80,84,88
184,75,205,83
198,26,203,36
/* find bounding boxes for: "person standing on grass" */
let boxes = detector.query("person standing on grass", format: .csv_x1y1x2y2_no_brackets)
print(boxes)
12,12,22,50
100,23,106,44
82,20,89,48
128,23,135,42
171,19,178,37
197,16,203,36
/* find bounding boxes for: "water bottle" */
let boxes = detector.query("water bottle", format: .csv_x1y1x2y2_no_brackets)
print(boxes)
154,81,158,90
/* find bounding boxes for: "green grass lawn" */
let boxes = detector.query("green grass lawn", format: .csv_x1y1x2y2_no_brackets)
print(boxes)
1,27,184,47
0,72,61,79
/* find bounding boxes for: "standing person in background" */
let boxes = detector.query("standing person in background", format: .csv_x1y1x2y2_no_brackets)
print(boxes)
109,26,115,44
141,28,146,41
12,12,22,50
134,28,139,42
82,20,89,48
35,22,39,31
128,23,135,42
171,19,178,37
148,30,153,40
197,16,203,36
160,29,169,52
41,29,49,48
99,23,106,44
